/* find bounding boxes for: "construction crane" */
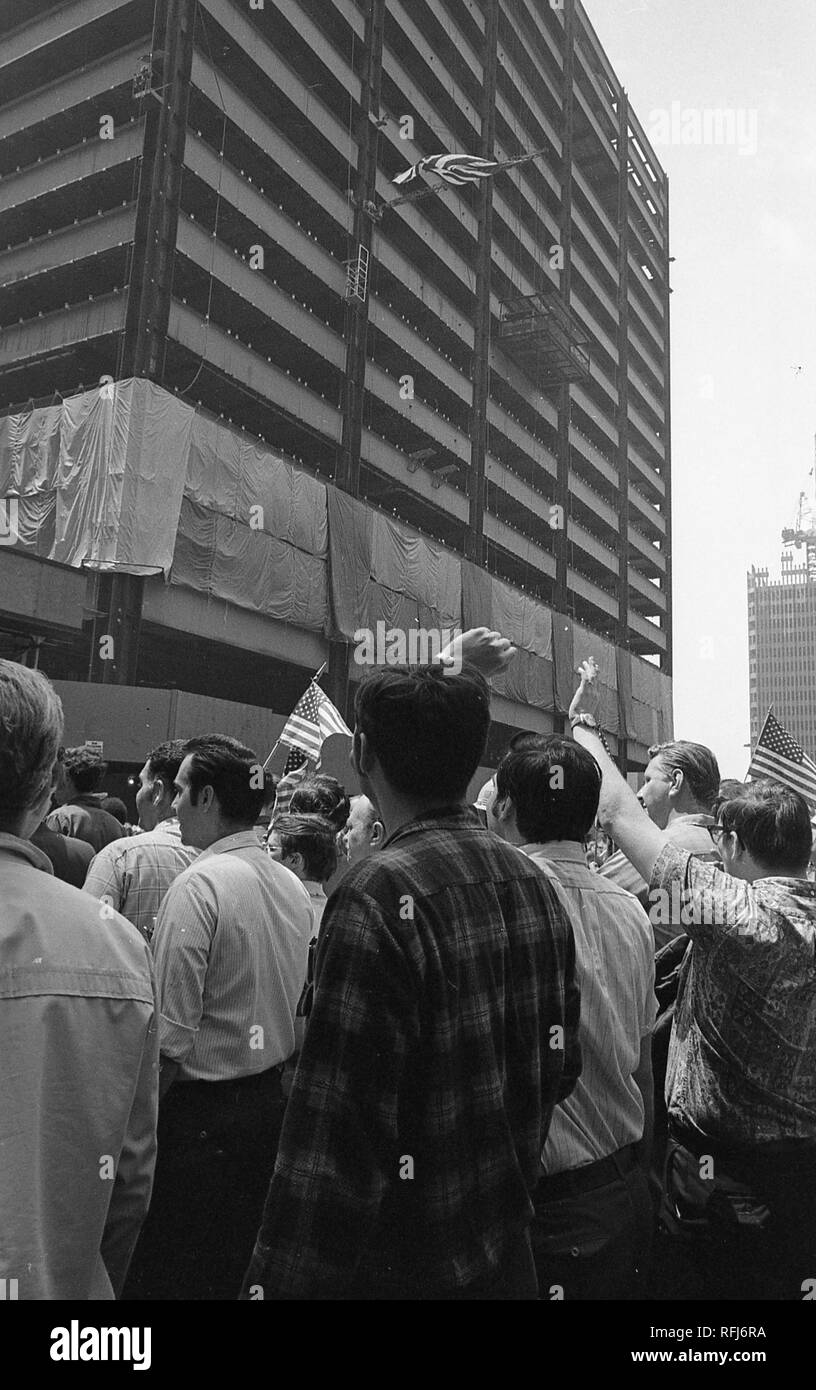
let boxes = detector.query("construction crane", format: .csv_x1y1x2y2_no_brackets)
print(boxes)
781,435,816,579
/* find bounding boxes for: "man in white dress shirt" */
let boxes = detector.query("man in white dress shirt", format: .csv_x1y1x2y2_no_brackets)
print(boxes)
488,736,657,1300
124,734,313,1301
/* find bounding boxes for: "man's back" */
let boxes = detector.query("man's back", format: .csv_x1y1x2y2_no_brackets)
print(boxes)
524,843,656,1171
30,821,94,887
602,814,720,949
84,819,199,941
0,834,158,1299
654,847,816,1149
152,831,313,1081
47,794,124,853
243,806,581,1299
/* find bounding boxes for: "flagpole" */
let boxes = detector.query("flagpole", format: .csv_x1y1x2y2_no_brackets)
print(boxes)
262,661,328,771
374,144,551,215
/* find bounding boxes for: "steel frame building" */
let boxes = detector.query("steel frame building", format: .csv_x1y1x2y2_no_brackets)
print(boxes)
0,0,671,772
749,557,816,758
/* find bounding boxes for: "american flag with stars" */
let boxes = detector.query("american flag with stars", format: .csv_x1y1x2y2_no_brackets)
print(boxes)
393,153,499,187
748,709,816,806
279,681,351,762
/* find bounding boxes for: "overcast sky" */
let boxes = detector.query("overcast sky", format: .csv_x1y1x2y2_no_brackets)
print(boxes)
585,0,816,776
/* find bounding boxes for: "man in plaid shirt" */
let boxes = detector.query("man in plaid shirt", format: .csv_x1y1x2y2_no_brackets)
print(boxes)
242,631,581,1300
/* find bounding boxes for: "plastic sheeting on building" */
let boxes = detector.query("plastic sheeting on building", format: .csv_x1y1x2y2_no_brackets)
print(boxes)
0,381,192,573
327,487,461,646
0,380,672,740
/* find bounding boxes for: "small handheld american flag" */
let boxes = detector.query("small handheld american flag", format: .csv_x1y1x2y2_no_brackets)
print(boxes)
280,681,352,762
747,709,816,806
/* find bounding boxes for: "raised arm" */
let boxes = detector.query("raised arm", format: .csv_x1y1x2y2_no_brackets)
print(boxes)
569,658,665,885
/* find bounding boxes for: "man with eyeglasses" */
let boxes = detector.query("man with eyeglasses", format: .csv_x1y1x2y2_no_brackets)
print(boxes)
570,657,816,1302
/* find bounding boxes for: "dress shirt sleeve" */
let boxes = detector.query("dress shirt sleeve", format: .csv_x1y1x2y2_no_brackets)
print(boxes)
556,903,582,1103
240,884,418,1300
100,945,160,1297
650,845,759,943
151,873,217,1064
83,846,124,912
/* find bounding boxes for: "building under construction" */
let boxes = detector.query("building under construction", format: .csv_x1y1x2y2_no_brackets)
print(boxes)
0,0,672,790
749,478,816,756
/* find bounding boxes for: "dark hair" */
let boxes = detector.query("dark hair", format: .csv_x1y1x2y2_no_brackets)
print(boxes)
269,813,338,881
146,739,188,790
648,740,720,812
496,737,602,843
719,781,812,872
506,730,549,754
713,778,747,818
63,746,107,793
289,775,350,832
101,795,128,825
355,664,491,800
183,734,265,823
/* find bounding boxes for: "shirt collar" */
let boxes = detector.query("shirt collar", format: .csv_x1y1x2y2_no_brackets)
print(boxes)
197,829,263,860
669,813,716,827
383,804,480,849
0,832,55,874
303,880,327,899
520,840,588,865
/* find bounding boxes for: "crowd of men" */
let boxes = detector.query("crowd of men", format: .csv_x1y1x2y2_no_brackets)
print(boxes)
1,627,815,1301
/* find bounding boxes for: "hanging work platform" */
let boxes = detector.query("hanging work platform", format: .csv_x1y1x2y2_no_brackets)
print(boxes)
499,291,592,386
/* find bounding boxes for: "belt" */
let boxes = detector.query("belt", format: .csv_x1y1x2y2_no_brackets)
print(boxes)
177,1063,285,1089
669,1125,816,1184
537,1144,639,1202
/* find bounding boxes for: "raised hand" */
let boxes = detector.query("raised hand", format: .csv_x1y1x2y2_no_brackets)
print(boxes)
438,627,518,676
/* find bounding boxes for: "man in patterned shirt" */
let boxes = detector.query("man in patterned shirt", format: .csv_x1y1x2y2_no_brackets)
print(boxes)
241,630,581,1300
570,657,816,1300
83,740,198,941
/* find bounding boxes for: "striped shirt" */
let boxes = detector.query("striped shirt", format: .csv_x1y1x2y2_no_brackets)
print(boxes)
152,831,313,1082
83,819,198,942
523,842,657,1174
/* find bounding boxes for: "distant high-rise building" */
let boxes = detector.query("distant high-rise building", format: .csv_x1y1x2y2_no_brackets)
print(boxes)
748,553,816,757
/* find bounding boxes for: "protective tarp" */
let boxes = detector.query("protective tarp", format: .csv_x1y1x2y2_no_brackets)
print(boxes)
170,498,327,630
461,561,554,707
327,485,461,646
629,655,672,749
0,381,192,574
168,414,329,631
572,627,619,734
551,615,575,713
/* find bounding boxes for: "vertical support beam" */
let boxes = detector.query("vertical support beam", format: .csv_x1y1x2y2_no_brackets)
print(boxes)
615,92,631,772
121,0,196,380
336,0,386,498
91,0,196,688
88,571,145,687
464,0,499,564
661,183,673,677
553,0,575,614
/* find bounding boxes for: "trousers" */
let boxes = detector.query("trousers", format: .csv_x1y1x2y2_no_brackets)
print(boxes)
649,1137,816,1301
123,1066,285,1301
531,1145,653,1300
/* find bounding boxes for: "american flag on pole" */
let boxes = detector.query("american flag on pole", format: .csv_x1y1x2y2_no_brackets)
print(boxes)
747,710,816,806
393,153,499,187
279,681,351,762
